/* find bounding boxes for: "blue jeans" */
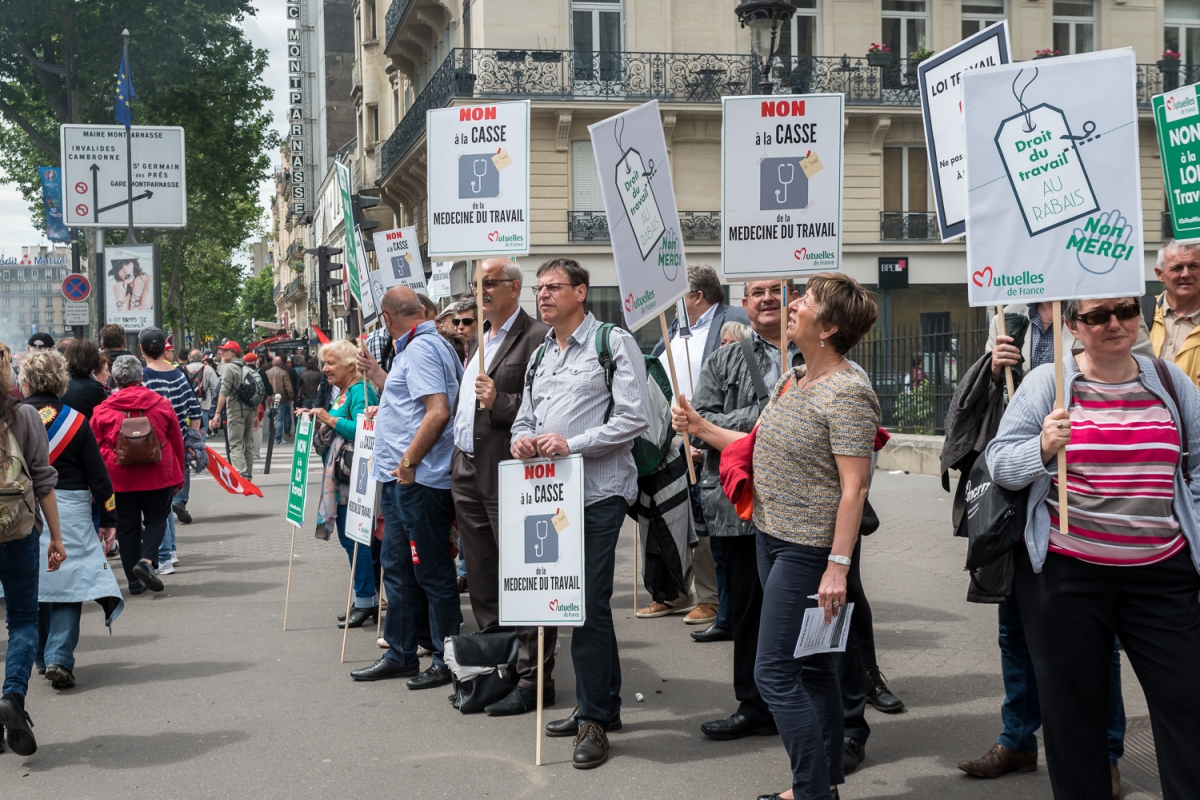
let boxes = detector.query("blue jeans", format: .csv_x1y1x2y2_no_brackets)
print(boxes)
336,503,379,608
710,536,731,629
159,510,176,565
755,530,842,799
998,593,1126,762
573,497,628,726
274,401,292,443
176,412,209,508
0,531,40,697
379,481,460,669
36,602,81,672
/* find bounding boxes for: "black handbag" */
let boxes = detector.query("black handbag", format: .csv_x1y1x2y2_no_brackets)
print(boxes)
963,454,1028,571
335,440,354,484
445,626,520,714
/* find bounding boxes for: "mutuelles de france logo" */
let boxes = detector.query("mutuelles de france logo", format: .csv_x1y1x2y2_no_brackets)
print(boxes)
971,265,1047,297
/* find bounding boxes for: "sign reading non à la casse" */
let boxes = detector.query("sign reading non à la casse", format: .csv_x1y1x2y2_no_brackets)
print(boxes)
1154,82,1200,244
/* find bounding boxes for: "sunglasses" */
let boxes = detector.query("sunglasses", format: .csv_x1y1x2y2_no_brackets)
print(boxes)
453,318,476,326
1072,303,1141,326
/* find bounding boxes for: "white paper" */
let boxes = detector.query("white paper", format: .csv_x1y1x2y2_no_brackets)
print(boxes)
343,414,379,546
793,602,854,659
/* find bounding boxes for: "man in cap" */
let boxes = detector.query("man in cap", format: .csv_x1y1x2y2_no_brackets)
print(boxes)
26,332,54,352
209,340,256,478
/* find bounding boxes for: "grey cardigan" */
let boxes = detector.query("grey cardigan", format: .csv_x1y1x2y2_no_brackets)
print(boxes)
984,353,1200,575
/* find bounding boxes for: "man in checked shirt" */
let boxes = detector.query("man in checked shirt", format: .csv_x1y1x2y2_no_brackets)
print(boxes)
511,258,650,770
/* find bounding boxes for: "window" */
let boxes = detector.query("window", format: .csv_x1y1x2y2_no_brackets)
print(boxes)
573,0,622,83
1053,1,1095,55
883,145,932,238
367,1,377,40
881,0,928,58
778,0,819,63
571,140,603,210
31,312,38,324
30,298,38,309
371,105,380,142
18,298,24,308
18,313,24,324
1166,0,1200,79
962,0,1005,39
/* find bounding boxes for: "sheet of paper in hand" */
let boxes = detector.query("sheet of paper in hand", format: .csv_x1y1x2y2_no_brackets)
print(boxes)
793,603,855,659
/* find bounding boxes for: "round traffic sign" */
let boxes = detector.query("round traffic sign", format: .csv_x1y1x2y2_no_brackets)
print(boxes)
74,182,88,194
61,274,91,303
74,204,88,217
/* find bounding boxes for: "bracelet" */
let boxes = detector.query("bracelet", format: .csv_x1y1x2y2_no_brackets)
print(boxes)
828,554,852,567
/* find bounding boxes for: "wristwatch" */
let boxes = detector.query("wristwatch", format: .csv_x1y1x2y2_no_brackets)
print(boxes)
828,554,852,567
401,456,415,469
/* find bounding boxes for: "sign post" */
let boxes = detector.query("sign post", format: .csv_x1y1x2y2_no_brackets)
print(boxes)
340,414,379,661
283,413,314,631
1153,81,1200,244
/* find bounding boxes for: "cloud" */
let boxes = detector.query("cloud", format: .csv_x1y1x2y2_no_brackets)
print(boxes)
0,176,49,259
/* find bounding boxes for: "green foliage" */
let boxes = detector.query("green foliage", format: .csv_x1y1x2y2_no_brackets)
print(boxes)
894,378,936,433
236,267,277,343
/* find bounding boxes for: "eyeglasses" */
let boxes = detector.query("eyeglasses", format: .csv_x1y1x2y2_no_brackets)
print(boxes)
468,279,515,292
534,282,578,295
745,286,785,300
1072,304,1141,326
453,318,476,327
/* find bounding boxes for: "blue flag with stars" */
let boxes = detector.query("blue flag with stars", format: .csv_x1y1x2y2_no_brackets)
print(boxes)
115,46,134,130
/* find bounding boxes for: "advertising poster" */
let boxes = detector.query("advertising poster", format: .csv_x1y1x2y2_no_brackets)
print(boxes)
104,243,159,331
1154,82,1200,244
498,456,586,627
371,226,428,292
963,49,1144,306
344,414,379,546
721,93,845,279
427,100,530,258
918,22,1011,241
286,413,314,527
37,167,69,243
589,100,690,330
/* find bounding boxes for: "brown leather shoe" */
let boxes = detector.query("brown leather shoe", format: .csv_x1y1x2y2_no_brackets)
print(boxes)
1111,764,1121,799
684,603,719,625
957,743,1037,778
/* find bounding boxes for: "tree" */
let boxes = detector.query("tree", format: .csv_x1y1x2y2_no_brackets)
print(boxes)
236,267,277,344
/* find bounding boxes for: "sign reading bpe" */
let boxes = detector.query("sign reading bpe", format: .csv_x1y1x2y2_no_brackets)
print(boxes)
344,415,379,546
498,456,585,626
60,125,187,228
427,101,530,258
286,414,314,527
1154,82,1200,244
371,226,427,292
963,49,1144,306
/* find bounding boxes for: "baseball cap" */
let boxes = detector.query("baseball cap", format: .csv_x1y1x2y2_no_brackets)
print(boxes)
27,332,54,349
165,335,175,352
138,327,166,352
216,339,242,354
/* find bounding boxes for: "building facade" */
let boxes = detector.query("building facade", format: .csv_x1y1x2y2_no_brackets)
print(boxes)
0,246,74,347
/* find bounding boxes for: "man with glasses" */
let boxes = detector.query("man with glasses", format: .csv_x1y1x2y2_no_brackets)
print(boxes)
511,258,650,769
1151,239,1200,387
452,298,478,368
450,258,553,716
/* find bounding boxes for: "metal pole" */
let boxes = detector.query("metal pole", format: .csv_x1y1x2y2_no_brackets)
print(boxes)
95,229,106,333
70,229,83,339
122,31,137,245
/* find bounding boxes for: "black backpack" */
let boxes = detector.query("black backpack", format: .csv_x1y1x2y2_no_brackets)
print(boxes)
185,363,207,401
235,364,267,407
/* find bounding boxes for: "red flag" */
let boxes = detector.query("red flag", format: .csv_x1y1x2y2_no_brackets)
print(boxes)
314,327,330,344
205,446,263,497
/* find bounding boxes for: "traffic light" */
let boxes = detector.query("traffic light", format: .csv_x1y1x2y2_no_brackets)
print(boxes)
351,194,381,251
306,245,344,289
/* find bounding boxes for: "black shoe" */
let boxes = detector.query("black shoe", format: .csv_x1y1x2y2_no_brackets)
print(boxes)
337,612,347,623
406,664,452,690
44,665,75,690
572,722,609,769
350,657,418,682
172,502,192,524
132,560,164,592
485,685,556,716
701,712,777,741
338,606,379,629
546,708,622,737
865,668,905,713
129,580,146,596
0,694,36,756
690,623,733,643
844,737,866,774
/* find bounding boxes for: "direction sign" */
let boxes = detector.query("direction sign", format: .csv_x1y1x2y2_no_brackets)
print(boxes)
60,124,187,228
61,274,91,302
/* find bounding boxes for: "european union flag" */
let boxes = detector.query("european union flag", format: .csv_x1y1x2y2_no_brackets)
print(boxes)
114,46,135,130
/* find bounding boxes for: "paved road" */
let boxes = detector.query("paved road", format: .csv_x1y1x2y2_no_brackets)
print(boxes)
0,458,1158,799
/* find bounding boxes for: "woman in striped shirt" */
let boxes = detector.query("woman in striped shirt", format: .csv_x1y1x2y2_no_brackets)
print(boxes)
986,296,1200,799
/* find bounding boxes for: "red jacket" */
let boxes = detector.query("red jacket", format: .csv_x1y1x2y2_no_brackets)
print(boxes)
90,384,185,493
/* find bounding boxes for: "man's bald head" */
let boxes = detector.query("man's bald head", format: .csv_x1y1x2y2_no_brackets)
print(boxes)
380,286,427,336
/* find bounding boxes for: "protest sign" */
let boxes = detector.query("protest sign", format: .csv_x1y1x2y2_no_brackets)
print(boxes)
1154,82,1200,244
427,101,530,258
589,101,690,330
963,49,1144,306
372,226,428,292
498,456,586,627
721,94,845,279
286,414,314,527
427,262,453,300
343,414,379,546
918,22,1010,241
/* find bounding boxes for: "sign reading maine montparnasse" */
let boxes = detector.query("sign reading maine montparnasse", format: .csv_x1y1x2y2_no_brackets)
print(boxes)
426,101,530,258
60,125,186,228
1154,82,1200,244
721,94,844,279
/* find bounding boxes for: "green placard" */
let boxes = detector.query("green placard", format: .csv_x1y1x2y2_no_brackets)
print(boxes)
286,414,315,527
1154,82,1200,244
335,162,362,302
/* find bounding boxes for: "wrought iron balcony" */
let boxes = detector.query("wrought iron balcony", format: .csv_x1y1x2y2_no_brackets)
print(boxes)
569,210,721,244
384,0,413,55
282,278,306,300
880,211,941,241
352,59,363,98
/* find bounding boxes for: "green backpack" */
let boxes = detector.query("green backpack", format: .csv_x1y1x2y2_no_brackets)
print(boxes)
525,323,675,477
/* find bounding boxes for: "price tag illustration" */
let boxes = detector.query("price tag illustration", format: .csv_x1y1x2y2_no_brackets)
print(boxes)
615,147,666,261
551,508,569,533
799,150,824,179
492,148,513,171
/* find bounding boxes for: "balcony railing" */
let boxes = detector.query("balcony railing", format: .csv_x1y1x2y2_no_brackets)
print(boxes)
384,0,413,55
569,210,721,244
880,211,941,242
282,278,306,299
352,59,363,97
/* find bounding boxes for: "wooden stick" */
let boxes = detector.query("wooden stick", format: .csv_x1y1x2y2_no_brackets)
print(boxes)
376,568,385,641
658,312,696,484
996,305,1016,399
341,542,359,663
283,523,298,632
535,625,545,766
477,260,486,408
634,523,639,614
781,280,788,377
682,336,694,398
1052,301,1069,537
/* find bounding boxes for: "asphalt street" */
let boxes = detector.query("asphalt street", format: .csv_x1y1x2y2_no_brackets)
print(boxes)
0,451,1160,799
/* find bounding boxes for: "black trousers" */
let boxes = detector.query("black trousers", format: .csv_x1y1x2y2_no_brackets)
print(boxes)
114,487,173,584
835,535,875,745
1016,547,1200,799
719,534,772,725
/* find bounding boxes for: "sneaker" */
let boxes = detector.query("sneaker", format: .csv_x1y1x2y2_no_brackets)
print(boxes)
172,502,192,524
132,559,164,592
157,561,176,576
684,603,719,625
171,550,180,566
0,694,36,756
636,601,692,619
44,665,75,690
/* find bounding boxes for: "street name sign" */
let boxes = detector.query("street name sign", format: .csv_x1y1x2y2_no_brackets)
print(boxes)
60,124,187,228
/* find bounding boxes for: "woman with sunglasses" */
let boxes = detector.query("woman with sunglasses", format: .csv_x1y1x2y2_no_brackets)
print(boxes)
986,296,1200,798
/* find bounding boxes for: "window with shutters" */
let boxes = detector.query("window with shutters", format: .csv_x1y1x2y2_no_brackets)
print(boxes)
571,140,603,210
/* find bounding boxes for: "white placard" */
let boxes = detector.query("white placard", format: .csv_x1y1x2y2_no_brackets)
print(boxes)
104,243,158,331
63,302,89,326
427,261,453,301
721,93,845,279
60,124,187,228
918,22,1011,241
963,49,1144,306
588,101,690,330
427,101,530,258
372,226,427,293
498,456,586,627
344,414,379,546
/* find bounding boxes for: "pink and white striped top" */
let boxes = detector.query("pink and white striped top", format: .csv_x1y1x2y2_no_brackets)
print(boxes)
1047,379,1187,566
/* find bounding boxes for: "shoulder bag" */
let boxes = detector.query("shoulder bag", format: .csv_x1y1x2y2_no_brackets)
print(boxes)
116,411,162,465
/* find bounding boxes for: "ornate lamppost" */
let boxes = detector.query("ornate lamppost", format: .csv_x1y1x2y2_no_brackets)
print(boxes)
734,0,797,95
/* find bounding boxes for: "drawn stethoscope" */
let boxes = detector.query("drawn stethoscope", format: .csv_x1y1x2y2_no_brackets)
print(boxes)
534,520,549,558
471,158,489,193
775,163,795,204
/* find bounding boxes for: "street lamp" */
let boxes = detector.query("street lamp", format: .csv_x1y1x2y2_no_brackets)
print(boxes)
734,0,797,95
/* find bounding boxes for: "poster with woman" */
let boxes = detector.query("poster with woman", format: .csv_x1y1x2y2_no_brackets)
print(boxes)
104,243,160,331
